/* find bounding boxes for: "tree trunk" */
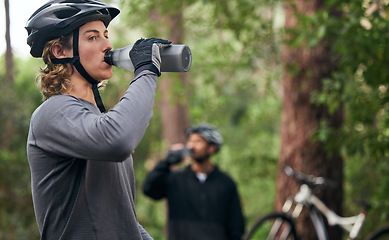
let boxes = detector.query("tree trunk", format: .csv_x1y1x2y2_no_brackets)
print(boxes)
1,0,15,150
159,74,190,144
152,5,190,145
276,1,343,239
4,0,13,84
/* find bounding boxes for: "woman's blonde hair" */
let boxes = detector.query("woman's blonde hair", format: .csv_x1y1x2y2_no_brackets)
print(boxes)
37,34,74,100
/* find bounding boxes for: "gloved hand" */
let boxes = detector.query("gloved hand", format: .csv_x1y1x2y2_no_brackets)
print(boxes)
130,38,172,76
165,147,193,165
165,149,185,165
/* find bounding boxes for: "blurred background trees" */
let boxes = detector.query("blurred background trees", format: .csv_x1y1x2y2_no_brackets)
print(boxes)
276,0,344,239
0,0,388,239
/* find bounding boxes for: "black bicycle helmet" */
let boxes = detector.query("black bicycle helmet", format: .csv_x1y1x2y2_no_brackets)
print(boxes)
26,0,120,58
25,0,120,113
186,124,224,152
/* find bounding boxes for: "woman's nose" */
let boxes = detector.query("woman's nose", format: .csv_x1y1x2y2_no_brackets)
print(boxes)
103,38,112,53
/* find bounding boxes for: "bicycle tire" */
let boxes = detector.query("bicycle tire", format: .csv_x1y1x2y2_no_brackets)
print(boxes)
244,212,298,240
368,227,389,240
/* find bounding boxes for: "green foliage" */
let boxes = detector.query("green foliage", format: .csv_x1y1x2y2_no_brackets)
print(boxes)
0,56,43,239
297,0,389,236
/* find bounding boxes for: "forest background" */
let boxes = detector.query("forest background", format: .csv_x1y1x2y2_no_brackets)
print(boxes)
0,0,388,239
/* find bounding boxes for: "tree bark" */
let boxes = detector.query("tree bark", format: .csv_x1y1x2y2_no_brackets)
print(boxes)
276,1,344,239
4,0,13,84
1,0,15,150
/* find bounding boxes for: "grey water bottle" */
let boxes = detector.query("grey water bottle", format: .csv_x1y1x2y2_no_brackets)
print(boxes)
104,44,192,72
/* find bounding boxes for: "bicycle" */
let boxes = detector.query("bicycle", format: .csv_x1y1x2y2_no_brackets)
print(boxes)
244,166,389,240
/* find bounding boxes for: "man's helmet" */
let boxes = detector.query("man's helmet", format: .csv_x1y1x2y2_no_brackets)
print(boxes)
186,124,223,152
26,0,120,58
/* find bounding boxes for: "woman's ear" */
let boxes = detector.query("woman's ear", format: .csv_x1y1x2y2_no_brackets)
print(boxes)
51,43,72,59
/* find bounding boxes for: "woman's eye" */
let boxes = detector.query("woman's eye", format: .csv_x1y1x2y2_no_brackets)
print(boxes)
89,36,97,41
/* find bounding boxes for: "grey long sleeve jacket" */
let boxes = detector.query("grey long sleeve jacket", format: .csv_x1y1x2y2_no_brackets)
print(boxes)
27,72,156,240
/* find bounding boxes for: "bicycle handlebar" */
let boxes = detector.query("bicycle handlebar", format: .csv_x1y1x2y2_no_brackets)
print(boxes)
284,166,337,188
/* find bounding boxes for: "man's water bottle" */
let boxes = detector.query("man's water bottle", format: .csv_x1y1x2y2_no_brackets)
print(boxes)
104,44,192,72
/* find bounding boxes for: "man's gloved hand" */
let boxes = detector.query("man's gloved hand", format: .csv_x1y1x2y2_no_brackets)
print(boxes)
130,38,172,76
165,149,185,165
165,146,194,165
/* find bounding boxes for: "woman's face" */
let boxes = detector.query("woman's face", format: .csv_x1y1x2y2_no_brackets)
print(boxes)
77,21,113,82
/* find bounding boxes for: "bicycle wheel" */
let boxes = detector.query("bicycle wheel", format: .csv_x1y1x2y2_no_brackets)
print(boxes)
368,227,389,240
244,212,298,240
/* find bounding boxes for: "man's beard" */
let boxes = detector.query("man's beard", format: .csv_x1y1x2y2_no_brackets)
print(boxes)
193,153,210,163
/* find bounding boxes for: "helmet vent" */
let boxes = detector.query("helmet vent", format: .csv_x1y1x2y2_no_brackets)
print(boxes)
96,8,109,15
55,8,81,19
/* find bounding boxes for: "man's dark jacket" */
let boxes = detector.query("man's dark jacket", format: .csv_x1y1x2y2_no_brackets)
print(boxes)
143,161,245,240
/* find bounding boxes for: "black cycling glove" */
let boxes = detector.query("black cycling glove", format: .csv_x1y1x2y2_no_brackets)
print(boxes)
130,38,172,76
165,147,193,165
165,149,185,165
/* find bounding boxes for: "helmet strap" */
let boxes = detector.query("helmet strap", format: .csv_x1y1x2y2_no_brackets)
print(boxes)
51,28,106,113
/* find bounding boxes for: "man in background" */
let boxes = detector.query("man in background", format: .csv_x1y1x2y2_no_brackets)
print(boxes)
143,124,245,240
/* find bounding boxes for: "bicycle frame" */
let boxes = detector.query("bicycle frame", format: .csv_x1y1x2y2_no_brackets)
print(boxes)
282,184,366,240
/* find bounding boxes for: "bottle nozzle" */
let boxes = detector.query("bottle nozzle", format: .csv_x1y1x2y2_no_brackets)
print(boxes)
104,51,114,66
